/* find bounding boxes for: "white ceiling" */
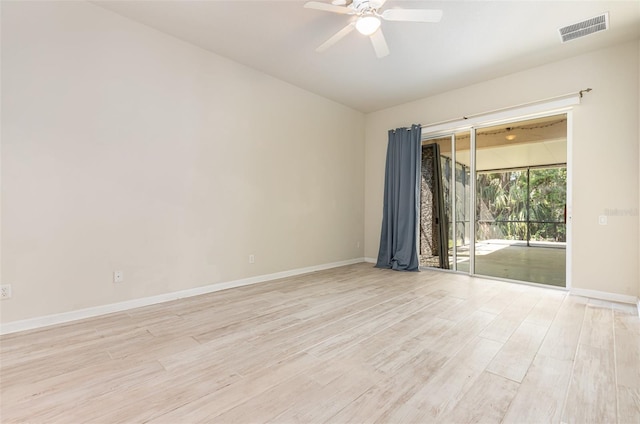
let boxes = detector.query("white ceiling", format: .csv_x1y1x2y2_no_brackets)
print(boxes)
428,115,568,170
93,0,640,113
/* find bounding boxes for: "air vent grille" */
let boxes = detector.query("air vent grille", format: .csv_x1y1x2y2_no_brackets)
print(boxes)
559,13,609,43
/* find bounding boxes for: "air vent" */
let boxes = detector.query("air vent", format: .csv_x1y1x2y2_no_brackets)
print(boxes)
559,13,609,43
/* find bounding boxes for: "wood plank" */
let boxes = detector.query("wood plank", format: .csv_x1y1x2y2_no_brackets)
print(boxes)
267,370,375,423
502,354,573,423
0,355,149,406
478,287,519,315
579,304,614,349
615,322,640,424
429,310,498,357
207,374,323,423
439,371,520,423
618,386,640,424
325,352,447,424
1,361,166,423
437,287,500,322
479,292,541,343
614,309,640,334
305,295,438,359
148,352,320,423
365,319,455,375
537,294,587,360
327,384,403,423
615,329,640,389
486,320,548,383
84,362,242,423
385,336,504,421
524,290,566,327
562,344,617,423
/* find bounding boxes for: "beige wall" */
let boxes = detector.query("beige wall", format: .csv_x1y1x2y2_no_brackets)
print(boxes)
365,40,640,298
1,1,365,322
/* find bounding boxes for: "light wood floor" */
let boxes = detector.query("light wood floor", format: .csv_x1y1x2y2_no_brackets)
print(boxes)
1,263,639,423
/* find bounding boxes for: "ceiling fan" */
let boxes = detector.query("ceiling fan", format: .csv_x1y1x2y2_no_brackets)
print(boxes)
304,0,443,58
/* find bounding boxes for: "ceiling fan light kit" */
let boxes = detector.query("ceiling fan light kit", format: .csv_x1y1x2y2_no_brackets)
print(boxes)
305,0,442,58
356,15,381,35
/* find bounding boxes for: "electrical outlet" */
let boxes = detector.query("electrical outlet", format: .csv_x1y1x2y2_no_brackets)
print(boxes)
249,254,255,264
113,271,123,283
1,284,12,300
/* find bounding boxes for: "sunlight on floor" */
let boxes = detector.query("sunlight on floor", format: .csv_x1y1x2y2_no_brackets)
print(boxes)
452,241,566,287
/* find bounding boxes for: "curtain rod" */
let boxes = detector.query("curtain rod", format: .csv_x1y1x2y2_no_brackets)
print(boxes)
420,88,592,129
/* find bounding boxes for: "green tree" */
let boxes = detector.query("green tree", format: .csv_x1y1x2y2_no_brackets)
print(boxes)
476,167,566,242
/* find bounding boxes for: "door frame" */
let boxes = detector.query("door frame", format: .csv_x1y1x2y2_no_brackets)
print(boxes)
420,104,574,289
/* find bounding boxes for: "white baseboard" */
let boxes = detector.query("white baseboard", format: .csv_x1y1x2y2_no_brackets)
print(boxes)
570,288,639,305
0,258,366,335
637,298,640,318
364,257,377,264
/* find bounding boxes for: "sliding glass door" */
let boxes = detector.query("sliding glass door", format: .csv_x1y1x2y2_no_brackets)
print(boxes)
420,114,567,287
453,132,471,272
420,131,471,272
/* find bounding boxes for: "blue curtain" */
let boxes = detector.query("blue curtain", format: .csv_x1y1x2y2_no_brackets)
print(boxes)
376,124,421,271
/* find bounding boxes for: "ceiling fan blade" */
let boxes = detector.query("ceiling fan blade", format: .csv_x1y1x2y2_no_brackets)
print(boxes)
304,1,353,14
370,28,390,58
317,22,356,52
381,9,443,23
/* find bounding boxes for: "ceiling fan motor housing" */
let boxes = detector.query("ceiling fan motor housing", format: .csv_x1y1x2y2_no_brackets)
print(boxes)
352,0,385,13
